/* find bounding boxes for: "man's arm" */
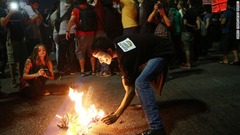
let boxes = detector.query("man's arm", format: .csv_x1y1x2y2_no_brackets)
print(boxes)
66,15,75,40
0,10,14,27
101,77,135,125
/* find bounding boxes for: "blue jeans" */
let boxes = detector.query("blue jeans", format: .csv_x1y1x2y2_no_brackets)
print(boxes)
135,57,165,130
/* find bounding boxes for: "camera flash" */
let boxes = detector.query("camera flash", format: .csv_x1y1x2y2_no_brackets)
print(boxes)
10,2,18,10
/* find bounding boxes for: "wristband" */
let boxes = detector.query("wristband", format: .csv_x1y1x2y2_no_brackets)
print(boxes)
66,31,70,33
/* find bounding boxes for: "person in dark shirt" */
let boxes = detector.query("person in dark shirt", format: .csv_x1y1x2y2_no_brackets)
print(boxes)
180,0,200,68
0,0,8,78
91,34,174,135
1,5,28,87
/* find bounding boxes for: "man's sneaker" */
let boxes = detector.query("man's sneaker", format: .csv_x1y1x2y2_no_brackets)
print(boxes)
92,71,96,75
179,63,191,69
80,72,85,77
11,79,18,88
138,129,165,135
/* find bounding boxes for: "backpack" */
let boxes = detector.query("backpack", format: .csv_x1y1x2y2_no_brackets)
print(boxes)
75,5,97,32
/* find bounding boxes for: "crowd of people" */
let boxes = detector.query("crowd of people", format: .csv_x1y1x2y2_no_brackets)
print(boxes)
0,0,239,134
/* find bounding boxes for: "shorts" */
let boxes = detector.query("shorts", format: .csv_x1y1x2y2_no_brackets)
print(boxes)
181,32,194,51
75,35,94,60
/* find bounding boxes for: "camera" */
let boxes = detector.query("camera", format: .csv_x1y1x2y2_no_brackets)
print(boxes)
157,3,164,9
43,68,51,76
9,2,18,11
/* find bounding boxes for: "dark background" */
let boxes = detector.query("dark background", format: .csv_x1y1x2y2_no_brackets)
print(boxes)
38,0,56,11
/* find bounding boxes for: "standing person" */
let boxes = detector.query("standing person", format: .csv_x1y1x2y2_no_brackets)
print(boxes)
120,0,139,36
1,2,28,87
66,0,97,77
219,0,239,65
138,0,155,34
147,1,172,39
200,5,211,56
22,0,43,56
91,34,174,135
57,0,79,75
180,0,200,69
92,0,111,77
0,0,8,78
50,0,60,65
21,44,54,98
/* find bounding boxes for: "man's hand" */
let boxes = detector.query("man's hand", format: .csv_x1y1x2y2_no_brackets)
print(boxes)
101,112,119,125
66,31,70,40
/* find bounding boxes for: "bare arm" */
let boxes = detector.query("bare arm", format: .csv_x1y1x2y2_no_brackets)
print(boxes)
0,10,14,27
23,59,49,79
101,77,135,125
205,17,210,29
66,15,76,40
25,14,41,25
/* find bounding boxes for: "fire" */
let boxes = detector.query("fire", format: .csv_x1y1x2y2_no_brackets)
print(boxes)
57,87,105,135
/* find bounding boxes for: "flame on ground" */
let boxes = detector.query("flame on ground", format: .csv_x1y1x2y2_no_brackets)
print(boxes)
57,87,105,135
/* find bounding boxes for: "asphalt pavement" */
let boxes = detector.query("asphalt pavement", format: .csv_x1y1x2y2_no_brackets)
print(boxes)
0,45,240,135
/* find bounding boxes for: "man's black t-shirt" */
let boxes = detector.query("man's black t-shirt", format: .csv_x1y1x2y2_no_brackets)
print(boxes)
113,34,174,86
183,7,198,33
7,12,25,41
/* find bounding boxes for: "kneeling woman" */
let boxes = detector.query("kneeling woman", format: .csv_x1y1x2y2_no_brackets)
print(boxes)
21,44,54,98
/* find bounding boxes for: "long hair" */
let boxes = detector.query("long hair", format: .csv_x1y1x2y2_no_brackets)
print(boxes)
30,44,51,65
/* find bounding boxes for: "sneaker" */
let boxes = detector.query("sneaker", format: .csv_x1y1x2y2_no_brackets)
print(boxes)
11,79,18,88
44,90,50,96
138,129,165,135
179,63,191,69
91,71,96,75
80,72,85,77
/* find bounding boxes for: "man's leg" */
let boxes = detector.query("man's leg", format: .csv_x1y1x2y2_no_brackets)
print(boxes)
135,57,165,131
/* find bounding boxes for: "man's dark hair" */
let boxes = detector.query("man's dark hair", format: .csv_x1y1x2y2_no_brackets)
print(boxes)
91,37,115,52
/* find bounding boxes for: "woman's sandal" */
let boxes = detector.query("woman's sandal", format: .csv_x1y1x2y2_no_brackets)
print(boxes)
219,60,229,64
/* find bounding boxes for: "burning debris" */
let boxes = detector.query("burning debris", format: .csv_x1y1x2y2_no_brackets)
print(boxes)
56,87,105,135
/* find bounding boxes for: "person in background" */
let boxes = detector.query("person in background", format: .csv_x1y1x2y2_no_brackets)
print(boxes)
21,44,54,98
57,0,79,75
91,34,175,135
92,0,111,77
120,0,139,36
22,0,43,56
200,5,211,56
147,0,172,39
66,0,96,77
50,0,60,65
138,0,155,34
219,0,239,65
1,1,28,88
0,0,8,78
180,0,200,69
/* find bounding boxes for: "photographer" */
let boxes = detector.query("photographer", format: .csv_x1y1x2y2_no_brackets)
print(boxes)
21,44,54,98
147,0,172,39
0,0,28,87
